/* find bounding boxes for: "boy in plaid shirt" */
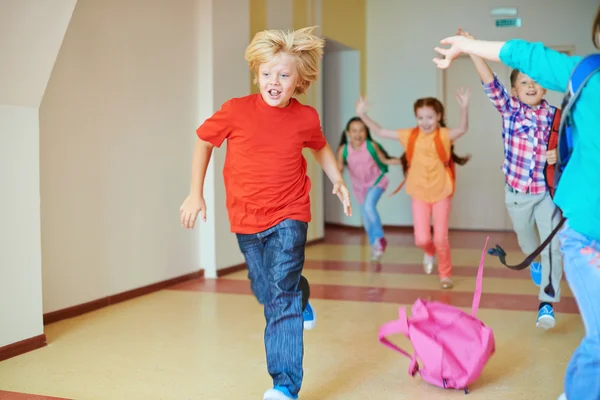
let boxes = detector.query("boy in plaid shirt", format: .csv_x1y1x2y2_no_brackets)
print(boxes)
459,29,563,330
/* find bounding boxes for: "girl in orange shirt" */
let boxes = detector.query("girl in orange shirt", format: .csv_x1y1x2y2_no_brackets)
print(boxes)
355,89,471,289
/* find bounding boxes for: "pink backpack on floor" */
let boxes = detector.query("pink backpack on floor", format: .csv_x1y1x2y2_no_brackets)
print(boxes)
378,236,495,394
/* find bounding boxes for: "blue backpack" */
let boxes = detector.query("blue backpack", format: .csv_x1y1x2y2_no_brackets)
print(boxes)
488,54,600,298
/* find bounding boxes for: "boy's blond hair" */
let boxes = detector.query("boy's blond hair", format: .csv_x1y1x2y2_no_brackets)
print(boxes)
244,26,324,95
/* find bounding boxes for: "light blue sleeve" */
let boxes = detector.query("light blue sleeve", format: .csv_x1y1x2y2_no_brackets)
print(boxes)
499,39,583,93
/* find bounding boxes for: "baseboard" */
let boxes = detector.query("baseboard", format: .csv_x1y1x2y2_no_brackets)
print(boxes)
0,334,47,362
43,270,204,325
325,222,413,232
217,263,246,277
325,222,512,233
217,236,326,277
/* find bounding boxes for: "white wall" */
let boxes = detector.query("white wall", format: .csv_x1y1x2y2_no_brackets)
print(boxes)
366,0,599,227
39,0,250,311
0,107,44,347
210,0,250,273
0,0,76,107
322,44,362,226
0,0,76,348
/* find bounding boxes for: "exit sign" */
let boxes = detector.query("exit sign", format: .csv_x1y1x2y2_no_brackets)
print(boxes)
496,17,522,28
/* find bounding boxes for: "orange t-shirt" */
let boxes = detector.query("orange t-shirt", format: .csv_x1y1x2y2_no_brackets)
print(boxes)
397,127,453,203
196,94,327,234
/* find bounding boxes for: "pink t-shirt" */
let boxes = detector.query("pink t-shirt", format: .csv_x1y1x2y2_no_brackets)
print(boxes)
345,141,389,204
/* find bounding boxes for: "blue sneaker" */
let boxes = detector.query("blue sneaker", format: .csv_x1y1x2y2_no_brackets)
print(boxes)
303,301,316,330
536,304,556,329
530,261,542,286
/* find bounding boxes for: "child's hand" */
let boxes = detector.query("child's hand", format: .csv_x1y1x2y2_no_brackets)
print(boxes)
456,87,471,108
332,180,352,217
355,96,369,116
433,36,468,69
547,149,557,165
180,195,206,229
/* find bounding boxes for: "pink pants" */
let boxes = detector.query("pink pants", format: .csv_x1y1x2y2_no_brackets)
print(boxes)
412,196,452,279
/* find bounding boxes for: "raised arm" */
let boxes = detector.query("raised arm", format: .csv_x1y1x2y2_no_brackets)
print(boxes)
433,35,580,93
457,29,494,84
457,29,515,116
372,142,401,165
449,87,471,141
336,146,345,172
355,96,399,140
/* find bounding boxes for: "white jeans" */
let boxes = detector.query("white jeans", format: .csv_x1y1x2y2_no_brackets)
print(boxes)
504,185,564,302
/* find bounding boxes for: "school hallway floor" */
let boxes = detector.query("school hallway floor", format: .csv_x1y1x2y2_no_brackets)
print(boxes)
0,226,583,400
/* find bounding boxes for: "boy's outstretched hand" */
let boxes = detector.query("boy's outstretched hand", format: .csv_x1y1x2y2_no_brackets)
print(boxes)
180,195,206,229
333,180,352,216
433,36,467,69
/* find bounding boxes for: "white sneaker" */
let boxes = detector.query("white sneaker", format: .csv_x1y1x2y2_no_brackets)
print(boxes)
264,388,295,400
423,253,435,274
557,393,567,400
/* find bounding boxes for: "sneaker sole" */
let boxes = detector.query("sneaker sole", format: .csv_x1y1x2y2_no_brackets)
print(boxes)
304,308,316,330
536,315,556,330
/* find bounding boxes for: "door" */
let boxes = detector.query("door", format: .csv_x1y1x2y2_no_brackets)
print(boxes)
442,56,513,230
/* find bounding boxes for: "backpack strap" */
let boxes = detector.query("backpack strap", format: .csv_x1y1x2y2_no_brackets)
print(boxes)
433,129,455,196
366,139,389,186
556,54,600,175
377,308,420,376
390,128,419,195
342,143,348,165
543,107,561,198
471,236,490,317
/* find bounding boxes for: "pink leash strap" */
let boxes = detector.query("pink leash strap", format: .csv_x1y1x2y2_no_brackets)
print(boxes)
471,236,490,318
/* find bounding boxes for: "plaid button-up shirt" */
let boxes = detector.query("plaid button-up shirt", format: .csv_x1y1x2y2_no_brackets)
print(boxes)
483,75,557,194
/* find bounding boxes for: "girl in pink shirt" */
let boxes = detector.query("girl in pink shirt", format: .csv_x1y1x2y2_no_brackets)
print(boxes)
337,117,401,260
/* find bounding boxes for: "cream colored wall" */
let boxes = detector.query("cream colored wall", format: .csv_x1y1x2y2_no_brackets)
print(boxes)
0,0,76,348
39,0,249,310
211,0,250,272
0,0,76,107
365,0,598,227
40,0,201,311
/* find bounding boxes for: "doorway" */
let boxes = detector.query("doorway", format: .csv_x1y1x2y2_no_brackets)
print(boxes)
321,38,362,227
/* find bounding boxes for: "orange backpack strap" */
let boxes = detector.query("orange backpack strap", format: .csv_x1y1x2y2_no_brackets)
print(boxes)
433,129,456,195
545,108,562,198
390,128,419,195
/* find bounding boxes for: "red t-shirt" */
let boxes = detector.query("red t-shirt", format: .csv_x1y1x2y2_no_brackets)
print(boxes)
196,94,327,234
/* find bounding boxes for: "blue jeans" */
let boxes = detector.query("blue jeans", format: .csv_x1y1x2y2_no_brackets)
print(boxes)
360,186,384,245
558,221,600,400
236,219,308,398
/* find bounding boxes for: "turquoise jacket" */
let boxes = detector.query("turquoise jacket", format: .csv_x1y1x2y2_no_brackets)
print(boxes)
500,39,600,242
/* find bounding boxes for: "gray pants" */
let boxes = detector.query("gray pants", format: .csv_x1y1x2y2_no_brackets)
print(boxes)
505,185,564,302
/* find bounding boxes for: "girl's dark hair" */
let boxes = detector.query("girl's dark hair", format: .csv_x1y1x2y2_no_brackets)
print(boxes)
594,6,600,49
399,97,470,174
339,117,392,164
